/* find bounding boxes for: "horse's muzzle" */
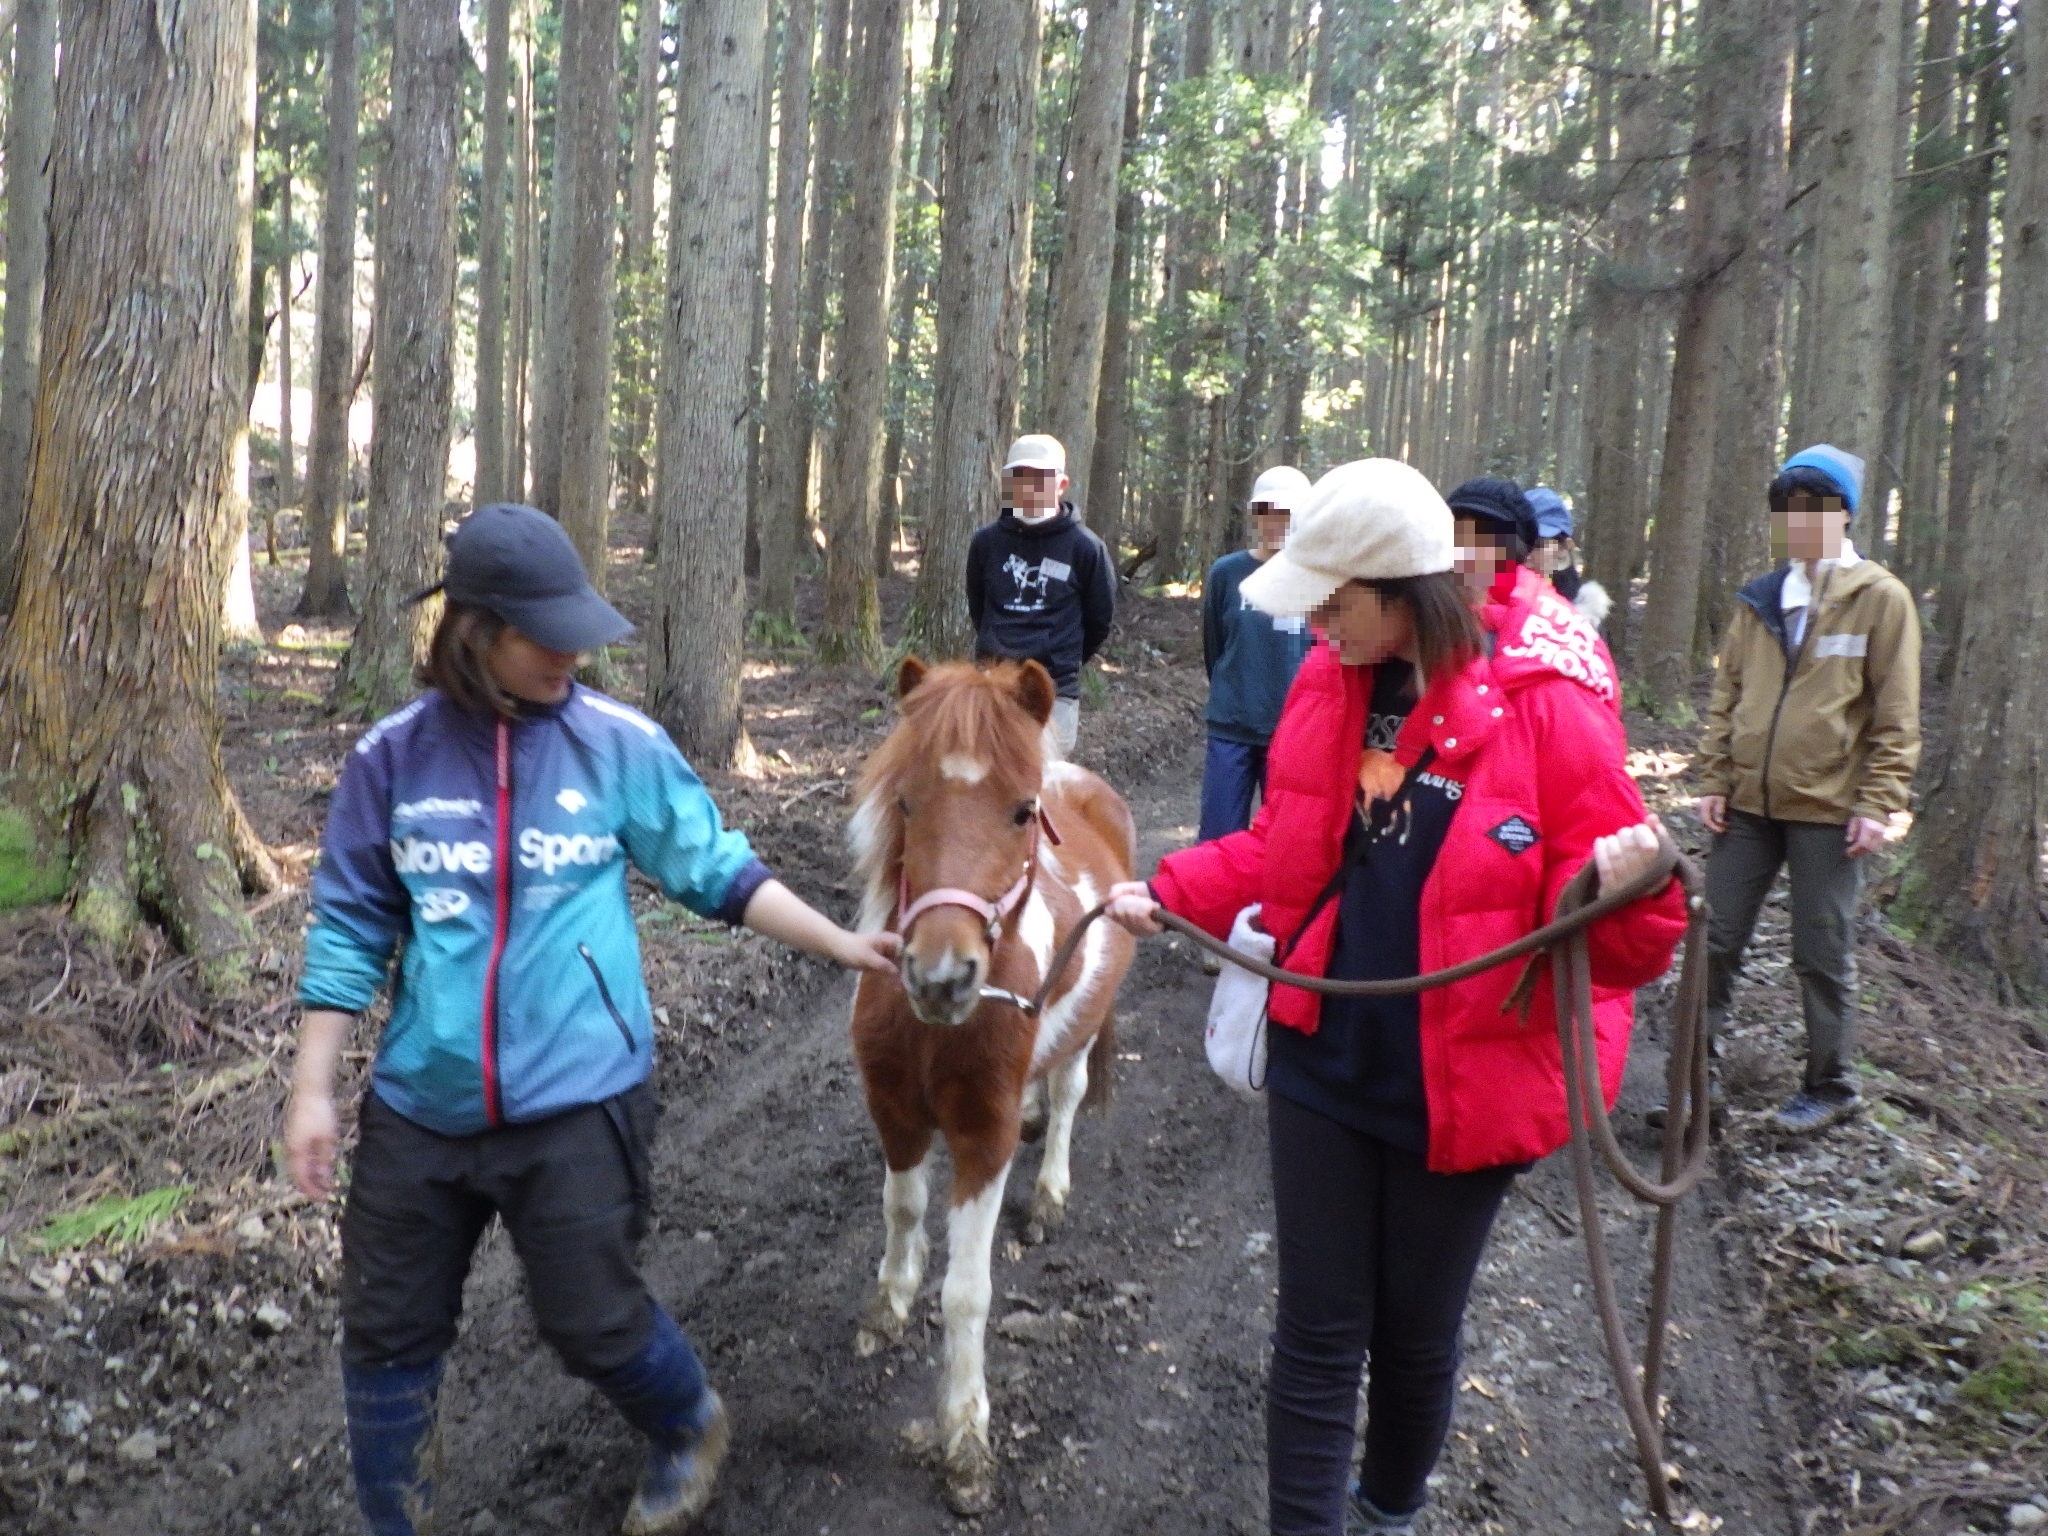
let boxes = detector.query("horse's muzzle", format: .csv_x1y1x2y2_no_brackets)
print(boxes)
902,946,985,1027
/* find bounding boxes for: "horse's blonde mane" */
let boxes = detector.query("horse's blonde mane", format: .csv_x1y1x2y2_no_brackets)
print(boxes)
848,663,1045,932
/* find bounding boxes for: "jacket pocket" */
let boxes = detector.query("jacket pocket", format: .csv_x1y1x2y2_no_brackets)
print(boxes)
578,943,637,1055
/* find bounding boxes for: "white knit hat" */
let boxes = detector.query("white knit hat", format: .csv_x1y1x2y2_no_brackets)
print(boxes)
1239,459,1456,617
1249,465,1313,512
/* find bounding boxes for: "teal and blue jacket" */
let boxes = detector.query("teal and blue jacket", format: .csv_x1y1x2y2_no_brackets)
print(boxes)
299,685,771,1135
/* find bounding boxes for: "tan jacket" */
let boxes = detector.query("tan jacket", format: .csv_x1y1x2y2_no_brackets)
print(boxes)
1697,557,1921,825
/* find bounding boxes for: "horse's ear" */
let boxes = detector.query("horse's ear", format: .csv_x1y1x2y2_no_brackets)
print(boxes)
896,655,930,699
1012,660,1057,726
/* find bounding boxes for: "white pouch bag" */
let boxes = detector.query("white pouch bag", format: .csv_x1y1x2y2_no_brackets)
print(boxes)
1204,905,1273,1098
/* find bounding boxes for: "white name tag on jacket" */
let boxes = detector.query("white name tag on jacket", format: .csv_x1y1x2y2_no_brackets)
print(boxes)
1812,632,1869,659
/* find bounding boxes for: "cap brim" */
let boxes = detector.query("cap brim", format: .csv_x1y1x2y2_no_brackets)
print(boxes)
1238,551,1343,618
494,587,635,654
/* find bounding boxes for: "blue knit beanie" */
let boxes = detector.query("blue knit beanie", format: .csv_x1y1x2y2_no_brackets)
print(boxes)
1773,445,1864,513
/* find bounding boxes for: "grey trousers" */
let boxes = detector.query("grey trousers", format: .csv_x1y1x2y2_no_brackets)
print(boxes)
1705,809,1866,1095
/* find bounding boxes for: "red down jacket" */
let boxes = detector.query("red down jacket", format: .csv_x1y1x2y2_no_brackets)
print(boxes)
1153,582,1685,1173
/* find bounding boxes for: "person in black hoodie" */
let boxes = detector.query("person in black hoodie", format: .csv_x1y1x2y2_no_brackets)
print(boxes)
965,433,1117,757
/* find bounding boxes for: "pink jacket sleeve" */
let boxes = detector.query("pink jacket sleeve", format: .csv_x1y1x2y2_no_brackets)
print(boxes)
1534,684,1687,989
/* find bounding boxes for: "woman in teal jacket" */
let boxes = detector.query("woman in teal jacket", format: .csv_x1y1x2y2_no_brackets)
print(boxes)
288,505,896,1536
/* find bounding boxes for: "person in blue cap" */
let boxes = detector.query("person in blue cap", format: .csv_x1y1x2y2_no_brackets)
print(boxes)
1524,486,1611,629
1690,446,1921,1136
286,504,901,1535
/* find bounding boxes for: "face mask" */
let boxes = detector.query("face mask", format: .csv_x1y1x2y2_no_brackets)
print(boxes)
1012,504,1058,524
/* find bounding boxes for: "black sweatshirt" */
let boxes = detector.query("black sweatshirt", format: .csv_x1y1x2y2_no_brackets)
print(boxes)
965,504,1117,699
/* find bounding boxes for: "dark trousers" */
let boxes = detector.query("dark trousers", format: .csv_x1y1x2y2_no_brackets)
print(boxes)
1705,809,1865,1095
341,1085,660,1378
1267,1093,1517,1534
1198,734,1269,844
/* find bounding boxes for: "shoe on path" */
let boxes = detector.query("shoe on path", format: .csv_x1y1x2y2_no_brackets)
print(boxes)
1644,1081,1725,1132
622,1391,729,1535
1772,1088,1862,1136
1347,1487,1420,1533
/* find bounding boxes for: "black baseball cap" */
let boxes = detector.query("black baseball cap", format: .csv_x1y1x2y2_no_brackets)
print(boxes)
409,503,634,653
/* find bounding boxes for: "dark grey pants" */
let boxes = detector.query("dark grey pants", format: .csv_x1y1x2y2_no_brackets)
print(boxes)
340,1085,659,1376
1705,809,1865,1095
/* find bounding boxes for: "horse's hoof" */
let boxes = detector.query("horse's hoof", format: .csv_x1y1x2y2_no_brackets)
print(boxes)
857,1294,909,1355
1027,1192,1067,1238
942,1433,998,1516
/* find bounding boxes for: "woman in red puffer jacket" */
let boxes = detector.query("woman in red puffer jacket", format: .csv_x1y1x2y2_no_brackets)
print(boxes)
1105,459,1685,1536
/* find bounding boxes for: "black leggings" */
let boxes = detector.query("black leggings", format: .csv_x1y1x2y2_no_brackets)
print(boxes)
1267,1093,1517,1535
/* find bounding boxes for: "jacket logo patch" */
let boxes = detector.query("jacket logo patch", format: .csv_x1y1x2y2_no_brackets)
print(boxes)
1811,632,1868,659
556,788,589,814
1487,815,1539,856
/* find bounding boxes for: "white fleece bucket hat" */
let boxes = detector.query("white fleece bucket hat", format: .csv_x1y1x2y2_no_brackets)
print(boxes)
1239,458,1456,618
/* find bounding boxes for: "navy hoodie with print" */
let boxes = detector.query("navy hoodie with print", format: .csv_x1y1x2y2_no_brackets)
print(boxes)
965,503,1116,699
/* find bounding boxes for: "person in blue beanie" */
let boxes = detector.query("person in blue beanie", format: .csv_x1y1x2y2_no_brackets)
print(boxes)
1690,446,1921,1136
1524,486,1612,629
1198,464,1314,845
286,505,900,1536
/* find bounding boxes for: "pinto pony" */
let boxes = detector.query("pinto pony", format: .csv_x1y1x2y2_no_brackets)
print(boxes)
848,657,1136,1513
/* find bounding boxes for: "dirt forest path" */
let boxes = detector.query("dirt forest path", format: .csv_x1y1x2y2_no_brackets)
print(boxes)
102,744,1808,1536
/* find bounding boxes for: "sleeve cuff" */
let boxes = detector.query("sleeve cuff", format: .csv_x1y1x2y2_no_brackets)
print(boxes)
715,857,775,927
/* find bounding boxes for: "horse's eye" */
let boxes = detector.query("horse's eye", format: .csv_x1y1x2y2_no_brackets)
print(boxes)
1013,802,1036,828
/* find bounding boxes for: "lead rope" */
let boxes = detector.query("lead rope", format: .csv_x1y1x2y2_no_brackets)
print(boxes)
1019,829,1710,1524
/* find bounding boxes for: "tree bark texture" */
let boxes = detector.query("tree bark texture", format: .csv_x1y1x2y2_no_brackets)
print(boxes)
1899,0,2048,994
617,0,669,521
818,0,907,665
649,0,770,765
1042,0,1137,504
276,161,297,514
0,0,278,987
0,0,55,608
756,0,821,623
1637,0,1751,711
787,0,854,555
297,0,361,617
333,0,463,716
529,0,622,586
907,0,1042,658
1085,0,1147,558
1795,0,1904,459
473,0,514,505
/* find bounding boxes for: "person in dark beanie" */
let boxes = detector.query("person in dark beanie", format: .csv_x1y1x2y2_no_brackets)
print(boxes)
287,504,900,1535
1524,485,1612,629
965,433,1117,759
1198,464,1315,843
1447,474,1622,717
1694,445,1921,1135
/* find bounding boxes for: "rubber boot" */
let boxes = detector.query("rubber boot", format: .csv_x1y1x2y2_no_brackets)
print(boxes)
593,1304,728,1535
343,1357,444,1536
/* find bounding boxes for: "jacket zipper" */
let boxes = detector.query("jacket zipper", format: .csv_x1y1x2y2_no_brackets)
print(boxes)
1757,567,1830,821
479,718,513,1127
579,943,637,1054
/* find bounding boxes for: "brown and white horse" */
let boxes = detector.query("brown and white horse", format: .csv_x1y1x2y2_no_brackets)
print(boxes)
847,657,1136,1513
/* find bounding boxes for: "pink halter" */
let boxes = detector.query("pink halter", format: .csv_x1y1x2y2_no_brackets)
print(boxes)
894,805,1063,942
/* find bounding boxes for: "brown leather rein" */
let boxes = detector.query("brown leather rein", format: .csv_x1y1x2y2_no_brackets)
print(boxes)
1001,826,1711,1523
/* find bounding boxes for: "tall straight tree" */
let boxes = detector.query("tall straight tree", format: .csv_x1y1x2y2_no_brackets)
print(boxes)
0,0,278,982
617,0,669,519
1899,0,2047,993
787,0,854,550
333,0,464,714
1042,0,1137,503
907,0,1042,656
529,0,623,583
1794,0,1904,466
297,0,360,617
473,0,514,505
818,0,908,665
756,0,821,623
649,0,770,764
0,0,55,607
1085,0,1148,556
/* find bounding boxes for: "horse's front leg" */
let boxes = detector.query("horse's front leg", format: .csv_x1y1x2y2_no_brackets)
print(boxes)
938,1147,1015,1515
858,1149,931,1356
1027,1045,1091,1240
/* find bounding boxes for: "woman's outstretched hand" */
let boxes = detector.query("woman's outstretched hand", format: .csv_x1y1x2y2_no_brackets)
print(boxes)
1593,816,1666,895
1105,880,1164,937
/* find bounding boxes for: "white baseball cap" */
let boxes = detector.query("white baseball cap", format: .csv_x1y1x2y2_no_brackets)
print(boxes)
1002,433,1068,475
1239,459,1456,618
1249,465,1313,513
